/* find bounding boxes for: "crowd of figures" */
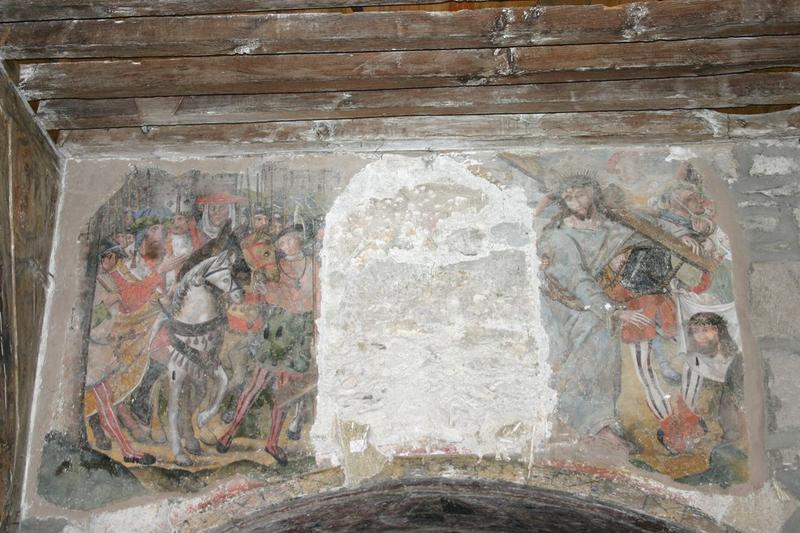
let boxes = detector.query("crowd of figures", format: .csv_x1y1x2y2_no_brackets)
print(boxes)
537,163,747,485
81,161,748,486
85,189,321,467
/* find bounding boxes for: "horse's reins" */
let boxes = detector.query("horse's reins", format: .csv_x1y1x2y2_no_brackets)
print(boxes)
204,265,241,295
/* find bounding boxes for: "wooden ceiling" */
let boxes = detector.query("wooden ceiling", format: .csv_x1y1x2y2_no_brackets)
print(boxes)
1,0,799,156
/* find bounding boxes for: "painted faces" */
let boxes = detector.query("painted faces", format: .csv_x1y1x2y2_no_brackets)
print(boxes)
252,214,269,231
172,214,191,235
208,203,230,227
100,252,118,273
142,224,164,260
145,223,163,243
277,232,304,257
671,189,706,217
690,324,721,356
563,186,595,220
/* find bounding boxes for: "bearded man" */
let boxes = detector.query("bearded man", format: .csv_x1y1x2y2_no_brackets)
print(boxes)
119,209,173,311
220,205,280,421
216,225,317,465
662,312,749,485
164,210,202,289
539,174,656,451
681,313,745,444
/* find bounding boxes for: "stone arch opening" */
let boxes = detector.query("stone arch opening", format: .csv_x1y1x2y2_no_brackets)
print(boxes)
217,478,688,532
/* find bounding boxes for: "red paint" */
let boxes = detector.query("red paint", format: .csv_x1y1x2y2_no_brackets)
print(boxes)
185,480,265,514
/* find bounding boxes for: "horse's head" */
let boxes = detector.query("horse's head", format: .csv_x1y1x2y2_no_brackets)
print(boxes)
193,250,244,304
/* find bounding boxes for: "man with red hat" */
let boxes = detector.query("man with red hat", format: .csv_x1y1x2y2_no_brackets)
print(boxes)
196,191,246,244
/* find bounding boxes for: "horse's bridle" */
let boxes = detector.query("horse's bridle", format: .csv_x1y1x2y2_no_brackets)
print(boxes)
205,265,241,295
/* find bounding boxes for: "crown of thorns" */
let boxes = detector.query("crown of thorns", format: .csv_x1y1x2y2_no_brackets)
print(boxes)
557,170,600,194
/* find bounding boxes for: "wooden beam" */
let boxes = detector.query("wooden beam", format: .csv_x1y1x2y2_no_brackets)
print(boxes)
35,72,800,130
0,1,486,23
0,63,60,532
18,36,800,100
56,106,800,157
0,64,60,160
2,0,799,59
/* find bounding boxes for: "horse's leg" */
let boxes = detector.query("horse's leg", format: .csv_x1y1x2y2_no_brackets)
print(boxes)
287,398,305,441
226,336,249,396
168,363,192,466
178,382,202,456
216,367,269,453
148,375,167,444
198,365,229,428
93,382,155,465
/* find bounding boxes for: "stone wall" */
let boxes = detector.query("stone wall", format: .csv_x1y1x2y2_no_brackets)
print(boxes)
730,143,800,532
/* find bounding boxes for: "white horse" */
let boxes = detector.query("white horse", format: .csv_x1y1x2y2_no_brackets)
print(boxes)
165,250,243,466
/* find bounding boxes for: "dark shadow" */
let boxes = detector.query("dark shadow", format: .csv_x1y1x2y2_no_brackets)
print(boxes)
212,477,691,532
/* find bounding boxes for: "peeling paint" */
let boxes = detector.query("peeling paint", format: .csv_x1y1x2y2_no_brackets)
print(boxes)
312,154,555,465
622,3,650,40
232,39,261,56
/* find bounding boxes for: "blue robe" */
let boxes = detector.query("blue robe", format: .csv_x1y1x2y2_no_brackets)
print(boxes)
539,216,636,434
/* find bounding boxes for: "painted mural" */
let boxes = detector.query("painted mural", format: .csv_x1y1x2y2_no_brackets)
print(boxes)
34,150,754,517
80,166,327,477
532,160,747,486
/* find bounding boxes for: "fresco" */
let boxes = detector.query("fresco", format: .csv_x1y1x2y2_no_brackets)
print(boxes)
532,160,747,486
33,150,753,516
79,165,327,477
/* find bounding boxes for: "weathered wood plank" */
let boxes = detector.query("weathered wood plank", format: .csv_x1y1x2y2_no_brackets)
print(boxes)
56,106,800,157
0,0,485,23
0,97,15,533
0,65,59,169
36,72,800,130
18,36,800,100
2,0,799,59
0,64,60,532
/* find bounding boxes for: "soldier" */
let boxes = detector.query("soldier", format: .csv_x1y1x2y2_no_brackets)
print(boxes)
221,205,280,421
216,225,317,465
85,238,156,464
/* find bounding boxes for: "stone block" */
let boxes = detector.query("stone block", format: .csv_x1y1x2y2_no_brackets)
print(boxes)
749,262,800,338
735,205,800,261
750,155,800,177
777,467,800,500
19,518,70,533
732,144,800,208
782,507,800,533
740,213,780,233
763,345,800,433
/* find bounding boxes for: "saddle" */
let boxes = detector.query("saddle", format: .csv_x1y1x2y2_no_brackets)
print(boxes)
167,315,227,377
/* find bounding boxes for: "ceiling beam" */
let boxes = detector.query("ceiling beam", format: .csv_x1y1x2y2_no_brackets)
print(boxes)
1,0,798,59
18,36,800,100
35,72,800,130
56,107,800,158
0,1,486,23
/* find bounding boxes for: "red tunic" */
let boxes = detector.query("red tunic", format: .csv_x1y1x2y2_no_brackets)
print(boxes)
607,284,678,343
110,263,164,313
